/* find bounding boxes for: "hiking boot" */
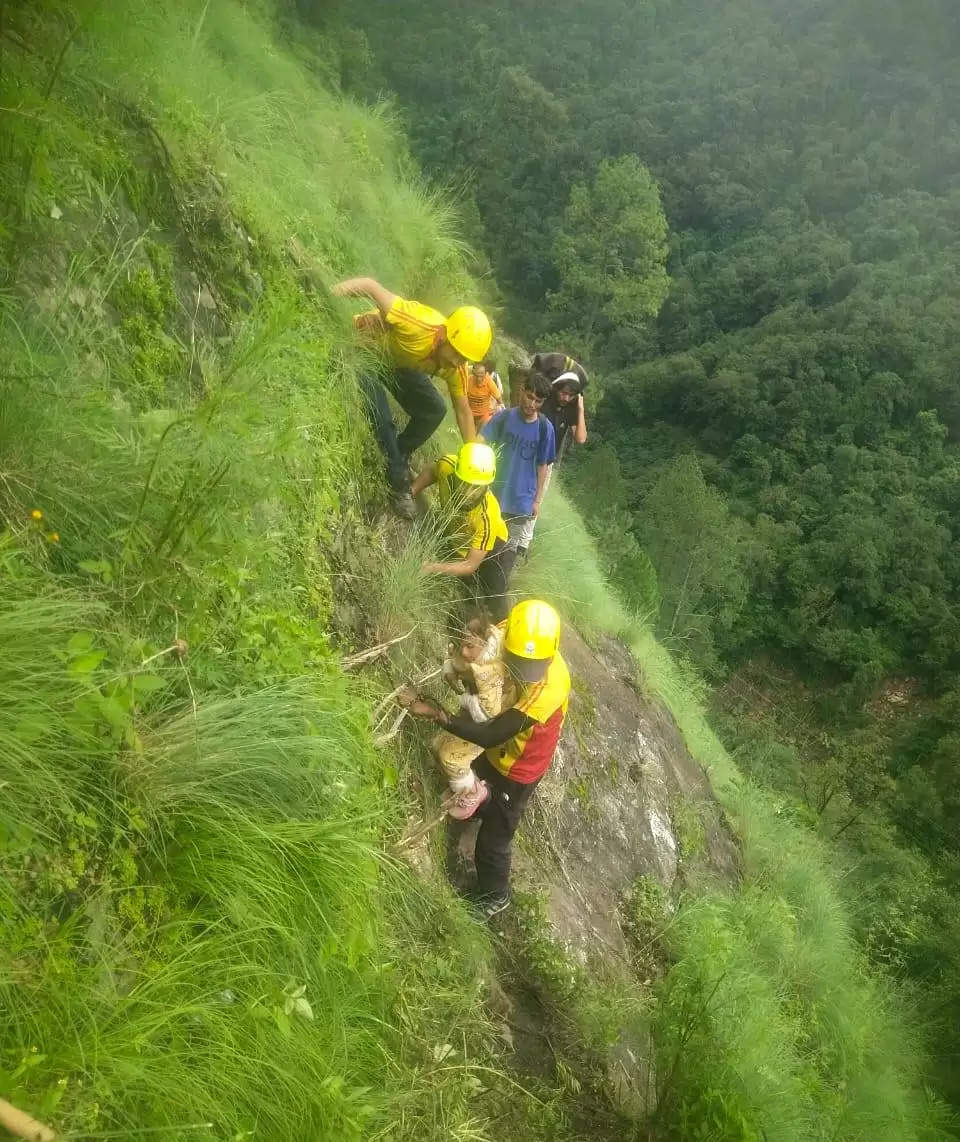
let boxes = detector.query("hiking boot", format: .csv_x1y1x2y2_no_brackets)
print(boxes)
446,779,490,821
392,489,417,519
471,892,510,920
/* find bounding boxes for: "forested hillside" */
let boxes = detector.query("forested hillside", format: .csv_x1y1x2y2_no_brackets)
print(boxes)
353,0,960,689
348,0,960,1121
2,0,959,1139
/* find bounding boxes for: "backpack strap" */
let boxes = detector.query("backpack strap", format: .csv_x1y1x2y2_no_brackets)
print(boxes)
488,409,507,444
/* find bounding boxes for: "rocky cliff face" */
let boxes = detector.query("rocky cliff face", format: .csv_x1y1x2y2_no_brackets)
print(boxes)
516,629,739,956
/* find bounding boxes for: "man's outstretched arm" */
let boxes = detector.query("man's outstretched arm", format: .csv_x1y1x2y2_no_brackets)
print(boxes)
423,546,486,577
453,392,476,442
401,695,534,747
331,276,398,315
410,463,439,497
441,705,533,748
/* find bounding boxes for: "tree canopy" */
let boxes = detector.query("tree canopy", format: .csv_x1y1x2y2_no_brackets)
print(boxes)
348,0,960,694
349,1,960,1114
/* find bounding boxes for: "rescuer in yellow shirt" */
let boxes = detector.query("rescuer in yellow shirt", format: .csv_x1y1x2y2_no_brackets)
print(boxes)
411,441,511,621
403,599,569,918
333,276,492,517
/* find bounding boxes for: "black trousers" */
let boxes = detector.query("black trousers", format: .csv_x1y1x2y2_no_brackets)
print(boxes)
360,367,446,491
468,539,511,622
497,542,520,585
472,754,540,898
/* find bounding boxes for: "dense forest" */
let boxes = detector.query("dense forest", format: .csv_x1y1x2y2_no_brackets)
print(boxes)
343,0,960,1114
1,0,959,1137
348,0,960,689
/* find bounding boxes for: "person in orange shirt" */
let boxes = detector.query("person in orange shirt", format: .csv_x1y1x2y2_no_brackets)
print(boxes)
466,361,504,432
332,276,492,516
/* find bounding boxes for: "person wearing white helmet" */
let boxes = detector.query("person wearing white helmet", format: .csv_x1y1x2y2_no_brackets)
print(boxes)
543,370,588,462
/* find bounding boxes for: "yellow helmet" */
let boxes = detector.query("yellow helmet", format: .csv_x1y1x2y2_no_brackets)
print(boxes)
503,599,561,682
446,305,492,362
454,441,496,486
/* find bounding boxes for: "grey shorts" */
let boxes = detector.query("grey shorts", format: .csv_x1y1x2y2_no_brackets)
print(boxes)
506,515,537,549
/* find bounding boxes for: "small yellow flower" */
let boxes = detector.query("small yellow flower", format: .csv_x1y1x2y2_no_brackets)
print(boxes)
47,531,60,543
31,508,44,521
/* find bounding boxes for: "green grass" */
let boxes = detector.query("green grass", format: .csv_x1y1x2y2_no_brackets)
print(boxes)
650,791,950,1140
513,488,642,644
517,487,953,1140
0,551,531,1140
0,1,953,1139
0,3,589,1139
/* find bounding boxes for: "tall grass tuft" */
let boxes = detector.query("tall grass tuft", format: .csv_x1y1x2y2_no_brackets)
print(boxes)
130,679,370,818
0,564,106,840
651,787,952,1139
513,486,643,643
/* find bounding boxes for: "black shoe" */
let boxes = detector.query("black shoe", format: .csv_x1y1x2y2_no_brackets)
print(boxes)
392,489,416,519
470,892,510,920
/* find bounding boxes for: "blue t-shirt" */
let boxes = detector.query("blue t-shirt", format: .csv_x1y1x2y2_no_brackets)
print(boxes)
480,408,556,516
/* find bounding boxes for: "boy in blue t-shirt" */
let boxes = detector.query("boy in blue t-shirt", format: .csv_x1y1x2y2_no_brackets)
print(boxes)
480,372,556,574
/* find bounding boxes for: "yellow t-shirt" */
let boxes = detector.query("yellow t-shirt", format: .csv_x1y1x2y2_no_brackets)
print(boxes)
435,454,508,557
354,296,467,398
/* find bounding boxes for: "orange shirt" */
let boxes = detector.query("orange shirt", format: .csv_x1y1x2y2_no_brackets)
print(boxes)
466,371,501,427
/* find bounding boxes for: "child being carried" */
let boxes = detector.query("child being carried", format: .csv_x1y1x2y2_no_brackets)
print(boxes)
403,614,512,820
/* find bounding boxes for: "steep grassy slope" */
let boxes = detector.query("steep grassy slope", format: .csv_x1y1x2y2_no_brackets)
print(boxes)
519,492,954,1141
0,3,572,1139
0,2,953,1141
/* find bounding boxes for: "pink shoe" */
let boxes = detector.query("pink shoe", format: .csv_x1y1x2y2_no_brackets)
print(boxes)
446,780,490,821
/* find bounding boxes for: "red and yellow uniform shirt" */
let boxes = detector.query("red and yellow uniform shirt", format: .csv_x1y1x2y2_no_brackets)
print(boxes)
435,454,508,558
486,651,570,783
353,296,468,398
